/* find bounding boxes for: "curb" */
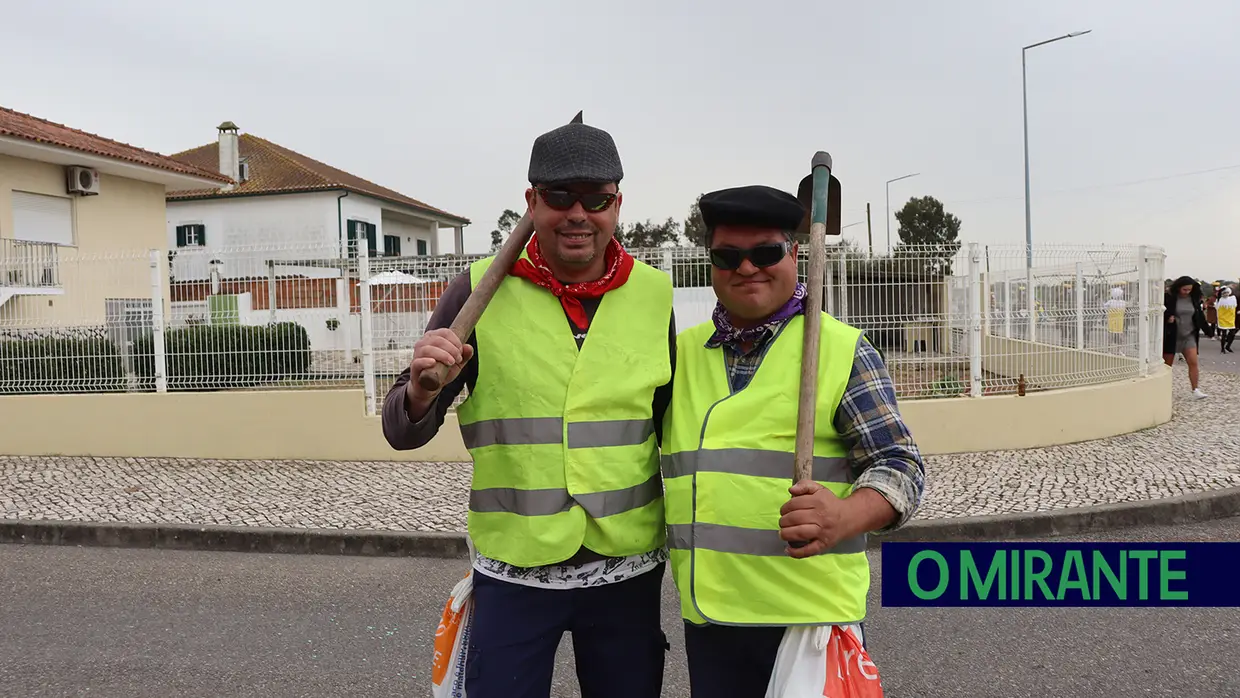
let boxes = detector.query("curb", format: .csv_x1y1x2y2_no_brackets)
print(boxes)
0,520,467,559
3,487,1239,558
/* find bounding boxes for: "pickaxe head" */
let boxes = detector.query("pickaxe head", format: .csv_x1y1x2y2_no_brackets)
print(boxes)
794,171,842,240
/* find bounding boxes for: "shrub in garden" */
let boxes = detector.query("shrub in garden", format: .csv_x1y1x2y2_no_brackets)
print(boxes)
0,327,126,394
132,321,311,391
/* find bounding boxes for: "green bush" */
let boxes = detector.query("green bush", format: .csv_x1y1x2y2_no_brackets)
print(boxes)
132,322,311,391
0,329,127,394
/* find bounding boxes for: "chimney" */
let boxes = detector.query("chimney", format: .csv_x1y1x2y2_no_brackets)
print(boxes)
217,121,240,188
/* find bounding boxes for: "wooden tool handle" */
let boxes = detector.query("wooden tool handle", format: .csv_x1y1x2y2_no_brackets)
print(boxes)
417,212,536,393
793,152,834,484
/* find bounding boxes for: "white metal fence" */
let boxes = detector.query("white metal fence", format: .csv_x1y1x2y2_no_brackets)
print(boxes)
0,238,1167,413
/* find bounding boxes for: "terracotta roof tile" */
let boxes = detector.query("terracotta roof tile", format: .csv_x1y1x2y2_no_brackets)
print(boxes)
167,134,469,224
0,105,232,184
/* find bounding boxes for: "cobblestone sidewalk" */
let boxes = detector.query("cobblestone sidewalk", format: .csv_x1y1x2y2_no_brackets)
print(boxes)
3,366,1238,532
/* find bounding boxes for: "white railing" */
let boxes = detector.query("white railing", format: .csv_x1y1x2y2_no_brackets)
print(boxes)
0,239,1168,411
1,239,60,289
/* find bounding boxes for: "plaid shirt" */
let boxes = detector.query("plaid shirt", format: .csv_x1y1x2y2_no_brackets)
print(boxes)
707,320,926,533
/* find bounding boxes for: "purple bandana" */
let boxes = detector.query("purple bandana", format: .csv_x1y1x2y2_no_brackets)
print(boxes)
707,282,808,347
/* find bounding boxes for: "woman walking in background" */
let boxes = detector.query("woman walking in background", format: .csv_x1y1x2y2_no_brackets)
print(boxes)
1204,288,1218,339
1217,286,1237,353
1164,275,1208,398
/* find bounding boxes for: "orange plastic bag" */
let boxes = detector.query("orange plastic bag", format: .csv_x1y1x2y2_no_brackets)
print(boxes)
822,624,883,698
431,538,476,698
764,624,884,698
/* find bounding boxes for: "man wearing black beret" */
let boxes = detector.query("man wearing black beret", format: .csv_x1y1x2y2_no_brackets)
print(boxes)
660,184,926,696
383,112,676,697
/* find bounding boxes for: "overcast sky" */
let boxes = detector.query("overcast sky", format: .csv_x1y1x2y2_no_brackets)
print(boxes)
3,0,1237,280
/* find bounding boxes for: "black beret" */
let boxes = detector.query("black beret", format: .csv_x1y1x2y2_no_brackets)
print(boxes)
528,110,624,186
698,185,805,236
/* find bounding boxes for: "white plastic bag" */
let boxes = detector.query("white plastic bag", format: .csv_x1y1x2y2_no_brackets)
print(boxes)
764,623,884,698
431,537,477,698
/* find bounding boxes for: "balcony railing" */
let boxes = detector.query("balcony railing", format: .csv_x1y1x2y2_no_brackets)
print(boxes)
1,239,60,288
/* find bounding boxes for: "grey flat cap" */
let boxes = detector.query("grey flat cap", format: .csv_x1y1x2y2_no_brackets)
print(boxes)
527,111,624,186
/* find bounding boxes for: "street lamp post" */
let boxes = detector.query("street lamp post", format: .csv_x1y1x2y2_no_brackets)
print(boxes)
886,172,920,254
1022,29,1091,270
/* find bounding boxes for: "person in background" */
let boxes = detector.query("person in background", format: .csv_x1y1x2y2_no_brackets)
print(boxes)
1204,287,1218,339
1163,275,1208,399
1217,286,1237,354
1103,287,1127,353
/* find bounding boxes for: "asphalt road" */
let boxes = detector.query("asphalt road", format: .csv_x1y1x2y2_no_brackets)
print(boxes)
2,518,1238,698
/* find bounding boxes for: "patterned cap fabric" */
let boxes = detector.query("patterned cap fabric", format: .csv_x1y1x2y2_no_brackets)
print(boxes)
527,111,624,186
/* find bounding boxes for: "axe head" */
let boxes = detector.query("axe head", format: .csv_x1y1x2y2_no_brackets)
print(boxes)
794,172,842,239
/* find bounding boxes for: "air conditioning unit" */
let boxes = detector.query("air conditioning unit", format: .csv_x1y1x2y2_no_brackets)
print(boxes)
66,166,100,196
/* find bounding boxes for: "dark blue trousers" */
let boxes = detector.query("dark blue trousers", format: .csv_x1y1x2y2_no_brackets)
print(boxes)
683,621,869,698
463,563,668,697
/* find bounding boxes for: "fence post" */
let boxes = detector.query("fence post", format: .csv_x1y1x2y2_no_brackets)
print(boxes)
1004,270,1013,339
267,260,278,324
1137,245,1150,376
824,250,835,316
1026,266,1036,342
1075,262,1085,350
358,242,377,416
982,269,991,334
968,243,983,397
148,249,168,394
837,248,848,321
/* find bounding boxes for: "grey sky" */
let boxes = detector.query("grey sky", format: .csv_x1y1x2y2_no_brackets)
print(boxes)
4,0,1237,280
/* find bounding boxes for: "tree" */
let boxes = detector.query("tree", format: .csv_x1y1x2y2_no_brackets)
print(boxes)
490,209,521,252
616,217,684,249
892,195,962,276
683,194,706,245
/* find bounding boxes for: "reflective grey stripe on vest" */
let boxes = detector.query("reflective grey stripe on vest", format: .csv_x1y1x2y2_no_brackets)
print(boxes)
461,418,655,449
568,419,654,448
470,487,573,516
661,449,852,483
666,522,866,556
471,473,663,518
461,417,561,449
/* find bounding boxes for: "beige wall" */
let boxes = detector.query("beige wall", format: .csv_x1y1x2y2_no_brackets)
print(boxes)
1,154,169,327
0,365,1171,461
981,334,1141,389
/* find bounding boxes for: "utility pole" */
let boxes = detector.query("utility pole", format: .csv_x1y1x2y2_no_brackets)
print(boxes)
865,203,873,257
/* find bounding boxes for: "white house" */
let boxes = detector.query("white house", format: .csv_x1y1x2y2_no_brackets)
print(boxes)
164,122,471,282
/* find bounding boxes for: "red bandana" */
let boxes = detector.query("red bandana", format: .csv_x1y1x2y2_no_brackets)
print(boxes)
509,235,634,329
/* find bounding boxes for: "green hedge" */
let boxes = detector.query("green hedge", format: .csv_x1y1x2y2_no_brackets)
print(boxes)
132,322,311,391
0,330,127,394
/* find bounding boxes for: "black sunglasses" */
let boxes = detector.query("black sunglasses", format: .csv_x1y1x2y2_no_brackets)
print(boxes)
708,241,793,271
536,188,617,213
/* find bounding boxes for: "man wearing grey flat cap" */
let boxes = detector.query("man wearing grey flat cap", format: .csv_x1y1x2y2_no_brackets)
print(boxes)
383,112,676,697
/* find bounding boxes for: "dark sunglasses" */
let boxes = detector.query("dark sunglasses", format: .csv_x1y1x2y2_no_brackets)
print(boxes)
536,188,618,213
708,241,793,270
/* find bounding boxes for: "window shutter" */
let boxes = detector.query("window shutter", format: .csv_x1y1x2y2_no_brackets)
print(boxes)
196,224,206,246
367,223,377,257
346,220,358,257
13,192,73,245
176,225,187,247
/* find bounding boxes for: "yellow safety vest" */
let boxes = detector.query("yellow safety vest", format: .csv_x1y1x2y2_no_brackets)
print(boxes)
456,253,673,568
661,312,870,626
1219,302,1236,330
1106,303,1126,334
